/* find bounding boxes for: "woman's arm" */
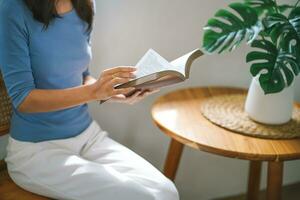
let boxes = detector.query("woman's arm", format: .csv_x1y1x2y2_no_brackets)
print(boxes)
18,84,94,113
18,67,137,113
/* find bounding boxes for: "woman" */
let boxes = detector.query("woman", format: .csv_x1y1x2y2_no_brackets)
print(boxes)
0,0,179,199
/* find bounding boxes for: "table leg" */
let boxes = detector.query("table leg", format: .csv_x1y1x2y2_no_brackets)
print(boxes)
163,138,184,181
266,161,284,200
247,161,262,200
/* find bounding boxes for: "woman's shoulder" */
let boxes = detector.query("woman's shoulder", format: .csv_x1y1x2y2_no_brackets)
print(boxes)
0,0,24,13
0,0,26,14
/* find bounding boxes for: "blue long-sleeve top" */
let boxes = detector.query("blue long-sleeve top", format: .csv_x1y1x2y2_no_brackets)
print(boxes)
0,0,94,142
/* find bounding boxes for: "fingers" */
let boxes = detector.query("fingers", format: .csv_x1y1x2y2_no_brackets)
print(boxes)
99,66,136,87
99,75,114,84
139,88,160,96
99,72,135,87
113,87,136,96
110,94,127,100
130,90,142,99
109,88,160,105
108,77,132,87
94,67,137,101
125,90,142,105
113,71,136,79
102,66,136,76
147,88,160,95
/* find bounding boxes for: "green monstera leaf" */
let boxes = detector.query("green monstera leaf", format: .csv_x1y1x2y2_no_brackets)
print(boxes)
203,3,262,53
263,7,300,43
264,6,300,67
244,0,292,16
247,39,299,94
289,7,300,65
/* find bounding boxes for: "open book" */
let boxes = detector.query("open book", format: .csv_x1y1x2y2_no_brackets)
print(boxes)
100,48,203,103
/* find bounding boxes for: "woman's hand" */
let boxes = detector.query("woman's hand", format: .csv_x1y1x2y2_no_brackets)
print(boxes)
108,88,160,105
89,66,137,101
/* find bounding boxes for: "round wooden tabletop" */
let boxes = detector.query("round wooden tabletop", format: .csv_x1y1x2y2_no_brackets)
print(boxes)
151,87,300,161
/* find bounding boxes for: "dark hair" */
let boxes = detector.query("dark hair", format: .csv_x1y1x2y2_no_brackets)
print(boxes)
24,0,94,32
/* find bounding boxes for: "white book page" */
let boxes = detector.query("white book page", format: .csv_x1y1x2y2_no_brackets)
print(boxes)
170,54,190,76
134,49,175,79
170,49,202,77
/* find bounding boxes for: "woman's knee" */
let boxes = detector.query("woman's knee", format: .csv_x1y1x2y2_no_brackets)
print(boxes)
115,178,179,200
115,181,156,200
156,178,180,200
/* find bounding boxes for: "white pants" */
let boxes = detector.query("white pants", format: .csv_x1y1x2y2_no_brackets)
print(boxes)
5,120,179,200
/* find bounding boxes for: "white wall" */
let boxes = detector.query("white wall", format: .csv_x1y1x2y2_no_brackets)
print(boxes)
1,0,300,199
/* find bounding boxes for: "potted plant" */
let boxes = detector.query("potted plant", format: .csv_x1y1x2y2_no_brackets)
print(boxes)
202,0,300,125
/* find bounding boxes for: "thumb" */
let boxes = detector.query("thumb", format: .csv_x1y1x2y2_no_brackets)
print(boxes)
111,94,127,100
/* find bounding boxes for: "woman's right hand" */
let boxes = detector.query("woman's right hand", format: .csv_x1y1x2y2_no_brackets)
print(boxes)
89,66,137,101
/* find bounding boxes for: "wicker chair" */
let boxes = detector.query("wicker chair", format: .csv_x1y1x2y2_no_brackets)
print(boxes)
0,72,50,200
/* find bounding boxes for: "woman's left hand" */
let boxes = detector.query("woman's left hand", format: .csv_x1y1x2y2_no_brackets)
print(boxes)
108,89,160,105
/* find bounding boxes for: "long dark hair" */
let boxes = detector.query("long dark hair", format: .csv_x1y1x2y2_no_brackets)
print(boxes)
24,0,94,32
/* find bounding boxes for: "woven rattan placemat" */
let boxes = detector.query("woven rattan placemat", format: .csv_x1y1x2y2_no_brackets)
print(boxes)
0,74,12,132
200,94,300,139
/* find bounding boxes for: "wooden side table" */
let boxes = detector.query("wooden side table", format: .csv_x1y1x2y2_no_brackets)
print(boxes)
151,87,300,200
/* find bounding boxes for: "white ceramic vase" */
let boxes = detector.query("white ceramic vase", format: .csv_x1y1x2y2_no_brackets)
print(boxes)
245,77,295,125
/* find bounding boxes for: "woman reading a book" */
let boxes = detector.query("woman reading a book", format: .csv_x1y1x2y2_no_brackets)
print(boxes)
0,0,179,199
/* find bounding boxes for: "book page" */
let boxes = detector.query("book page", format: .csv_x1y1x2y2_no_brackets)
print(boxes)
170,49,203,78
170,54,190,76
134,49,174,79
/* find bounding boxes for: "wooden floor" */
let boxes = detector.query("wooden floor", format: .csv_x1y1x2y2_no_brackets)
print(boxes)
215,182,300,200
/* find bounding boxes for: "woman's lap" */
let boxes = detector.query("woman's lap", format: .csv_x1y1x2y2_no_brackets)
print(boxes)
4,121,179,200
